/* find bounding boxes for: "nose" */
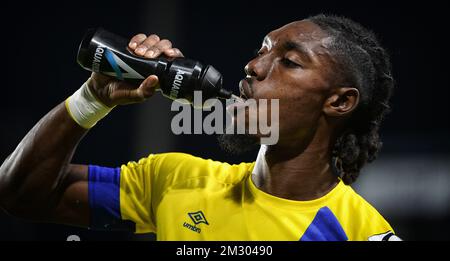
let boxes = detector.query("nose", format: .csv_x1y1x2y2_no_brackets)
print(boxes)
244,55,269,81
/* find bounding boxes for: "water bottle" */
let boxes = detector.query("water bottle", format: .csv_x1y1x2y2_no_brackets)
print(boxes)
77,28,236,103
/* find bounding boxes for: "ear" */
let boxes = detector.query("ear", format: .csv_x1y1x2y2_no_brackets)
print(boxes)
323,87,360,117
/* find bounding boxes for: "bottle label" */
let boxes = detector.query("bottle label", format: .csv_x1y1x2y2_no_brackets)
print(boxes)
170,69,188,98
92,46,105,72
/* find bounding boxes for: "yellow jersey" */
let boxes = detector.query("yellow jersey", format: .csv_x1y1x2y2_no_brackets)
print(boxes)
88,152,397,241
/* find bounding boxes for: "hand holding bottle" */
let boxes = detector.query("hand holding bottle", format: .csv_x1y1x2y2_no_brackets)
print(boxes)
84,31,184,107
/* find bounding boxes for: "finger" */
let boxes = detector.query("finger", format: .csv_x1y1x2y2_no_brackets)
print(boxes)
163,47,184,58
139,75,159,98
128,34,147,50
144,39,172,58
127,75,159,102
135,34,160,56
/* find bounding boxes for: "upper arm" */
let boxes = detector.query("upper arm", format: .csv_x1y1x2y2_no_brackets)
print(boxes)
56,161,154,233
49,153,199,232
50,160,154,232
49,164,89,227
50,163,136,232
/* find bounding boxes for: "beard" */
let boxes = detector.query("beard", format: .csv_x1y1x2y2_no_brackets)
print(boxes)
217,134,260,155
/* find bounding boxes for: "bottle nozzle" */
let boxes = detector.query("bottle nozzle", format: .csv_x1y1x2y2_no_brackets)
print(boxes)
230,94,245,103
217,89,245,103
217,88,232,99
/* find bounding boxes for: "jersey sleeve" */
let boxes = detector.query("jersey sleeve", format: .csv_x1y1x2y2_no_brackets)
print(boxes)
88,155,161,233
88,165,133,231
87,153,224,233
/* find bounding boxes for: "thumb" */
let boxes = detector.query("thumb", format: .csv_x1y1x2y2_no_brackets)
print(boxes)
127,75,159,103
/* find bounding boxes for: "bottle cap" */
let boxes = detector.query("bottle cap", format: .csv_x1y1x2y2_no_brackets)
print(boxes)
201,65,226,99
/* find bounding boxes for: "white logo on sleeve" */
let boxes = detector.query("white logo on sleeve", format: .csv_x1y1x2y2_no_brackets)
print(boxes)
66,234,81,241
368,231,402,241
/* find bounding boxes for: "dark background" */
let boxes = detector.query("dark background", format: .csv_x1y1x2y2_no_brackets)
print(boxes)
0,0,449,240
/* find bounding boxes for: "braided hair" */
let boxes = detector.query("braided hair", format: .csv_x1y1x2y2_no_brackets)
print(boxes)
308,14,394,184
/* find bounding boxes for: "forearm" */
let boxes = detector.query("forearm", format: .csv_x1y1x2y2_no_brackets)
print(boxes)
0,102,87,216
0,32,175,222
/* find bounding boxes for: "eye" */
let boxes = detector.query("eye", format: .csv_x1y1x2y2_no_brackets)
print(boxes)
281,57,302,68
253,48,264,57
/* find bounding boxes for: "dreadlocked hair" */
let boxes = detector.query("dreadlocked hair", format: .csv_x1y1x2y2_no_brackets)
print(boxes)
308,14,394,185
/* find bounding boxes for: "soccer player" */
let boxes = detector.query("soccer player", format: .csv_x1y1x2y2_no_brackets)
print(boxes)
0,14,400,241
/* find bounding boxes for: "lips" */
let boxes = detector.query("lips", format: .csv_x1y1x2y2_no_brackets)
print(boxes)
239,77,252,100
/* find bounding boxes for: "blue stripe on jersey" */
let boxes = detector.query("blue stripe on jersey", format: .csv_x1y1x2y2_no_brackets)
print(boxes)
300,206,348,241
88,165,135,231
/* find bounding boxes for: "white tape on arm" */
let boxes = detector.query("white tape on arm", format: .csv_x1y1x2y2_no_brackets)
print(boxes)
65,82,115,129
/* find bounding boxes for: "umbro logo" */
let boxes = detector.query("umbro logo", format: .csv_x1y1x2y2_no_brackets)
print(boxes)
189,211,209,225
183,211,209,233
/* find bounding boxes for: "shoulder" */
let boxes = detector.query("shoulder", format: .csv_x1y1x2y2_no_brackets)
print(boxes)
333,184,399,240
121,152,255,185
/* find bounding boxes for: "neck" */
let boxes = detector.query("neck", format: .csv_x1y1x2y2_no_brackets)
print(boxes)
252,119,339,201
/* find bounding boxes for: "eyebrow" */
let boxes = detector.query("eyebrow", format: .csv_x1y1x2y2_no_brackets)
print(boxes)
281,40,313,62
262,36,272,49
